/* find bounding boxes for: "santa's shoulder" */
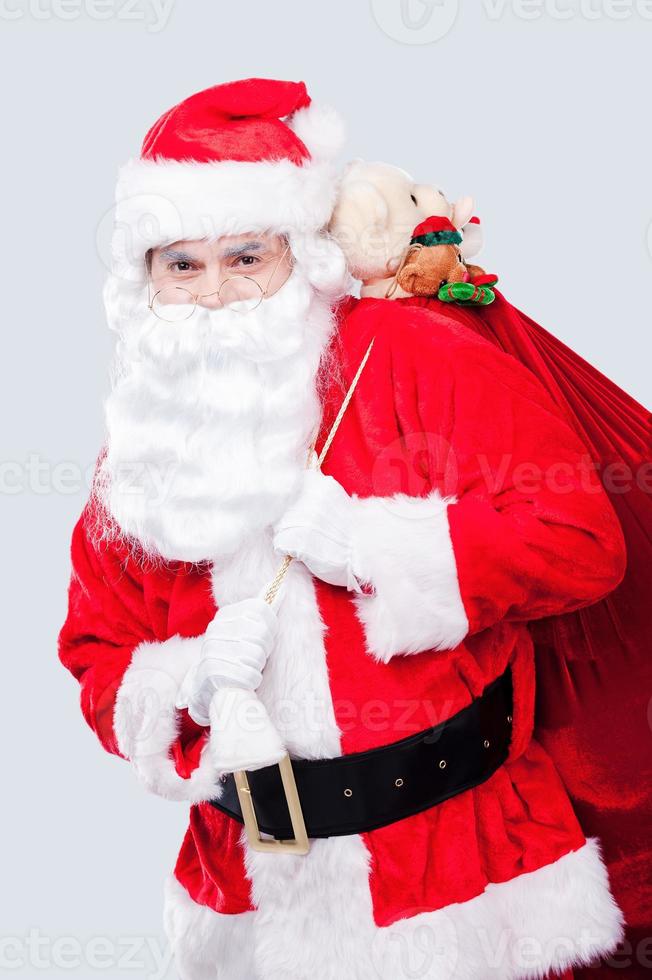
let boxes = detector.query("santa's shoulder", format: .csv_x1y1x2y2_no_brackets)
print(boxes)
341,297,529,375
338,296,559,409
340,295,503,364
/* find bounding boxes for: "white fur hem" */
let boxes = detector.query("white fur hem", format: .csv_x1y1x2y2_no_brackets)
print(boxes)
369,836,625,979
158,837,623,979
113,635,222,802
350,490,469,663
111,156,339,283
163,873,258,980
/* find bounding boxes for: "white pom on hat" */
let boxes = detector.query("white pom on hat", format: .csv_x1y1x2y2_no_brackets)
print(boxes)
289,103,346,162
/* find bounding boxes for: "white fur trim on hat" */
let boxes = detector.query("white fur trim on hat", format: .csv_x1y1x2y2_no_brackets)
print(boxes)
110,104,345,284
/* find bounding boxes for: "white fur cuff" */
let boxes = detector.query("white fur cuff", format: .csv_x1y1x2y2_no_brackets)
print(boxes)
350,490,469,663
113,634,223,802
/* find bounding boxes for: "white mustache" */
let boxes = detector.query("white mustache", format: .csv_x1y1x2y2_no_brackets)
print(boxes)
122,269,314,371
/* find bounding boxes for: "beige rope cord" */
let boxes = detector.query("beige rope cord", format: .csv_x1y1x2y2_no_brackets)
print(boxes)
263,335,376,606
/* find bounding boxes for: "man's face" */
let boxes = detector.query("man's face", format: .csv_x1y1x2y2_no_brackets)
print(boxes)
147,231,293,314
100,227,337,562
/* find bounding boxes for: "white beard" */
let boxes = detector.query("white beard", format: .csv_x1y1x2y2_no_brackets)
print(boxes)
94,268,343,564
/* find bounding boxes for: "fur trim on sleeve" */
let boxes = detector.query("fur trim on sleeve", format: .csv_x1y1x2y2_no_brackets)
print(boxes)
113,635,222,802
350,490,469,664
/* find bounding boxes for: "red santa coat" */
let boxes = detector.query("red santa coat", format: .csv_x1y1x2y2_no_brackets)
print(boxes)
59,297,627,980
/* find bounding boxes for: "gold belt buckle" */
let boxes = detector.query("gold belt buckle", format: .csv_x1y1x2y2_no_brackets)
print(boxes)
234,753,310,855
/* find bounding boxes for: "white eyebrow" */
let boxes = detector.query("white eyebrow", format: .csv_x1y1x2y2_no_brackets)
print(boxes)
220,241,266,260
159,248,200,263
158,241,270,264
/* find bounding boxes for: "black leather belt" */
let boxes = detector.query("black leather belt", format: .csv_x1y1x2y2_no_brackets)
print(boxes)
208,663,513,841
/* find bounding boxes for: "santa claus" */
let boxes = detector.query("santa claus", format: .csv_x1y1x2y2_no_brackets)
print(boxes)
58,78,629,980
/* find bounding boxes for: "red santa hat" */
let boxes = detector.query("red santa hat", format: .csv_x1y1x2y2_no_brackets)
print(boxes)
110,77,345,282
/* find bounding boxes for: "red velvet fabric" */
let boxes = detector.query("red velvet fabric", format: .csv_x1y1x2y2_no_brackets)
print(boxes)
392,291,652,976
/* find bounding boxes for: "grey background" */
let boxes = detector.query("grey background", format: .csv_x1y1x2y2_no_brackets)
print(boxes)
1,1,650,976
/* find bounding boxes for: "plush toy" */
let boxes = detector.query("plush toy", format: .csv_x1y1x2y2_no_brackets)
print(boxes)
331,161,652,967
393,215,497,305
328,159,482,299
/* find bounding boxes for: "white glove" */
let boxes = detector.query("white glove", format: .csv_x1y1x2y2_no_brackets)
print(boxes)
272,467,368,593
208,687,287,773
175,596,278,727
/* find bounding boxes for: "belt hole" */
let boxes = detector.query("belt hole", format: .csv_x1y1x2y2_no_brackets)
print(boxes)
343,788,353,798
395,777,404,788
439,760,446,769
483,739,490,748
507,715,513,723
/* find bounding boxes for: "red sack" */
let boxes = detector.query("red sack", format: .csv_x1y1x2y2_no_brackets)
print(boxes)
398,291,652,979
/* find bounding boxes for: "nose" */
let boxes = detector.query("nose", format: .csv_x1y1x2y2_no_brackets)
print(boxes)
196,289,222,310
190,267,225,309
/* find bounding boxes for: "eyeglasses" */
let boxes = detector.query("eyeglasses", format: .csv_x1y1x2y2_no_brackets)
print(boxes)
147,243,293,323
